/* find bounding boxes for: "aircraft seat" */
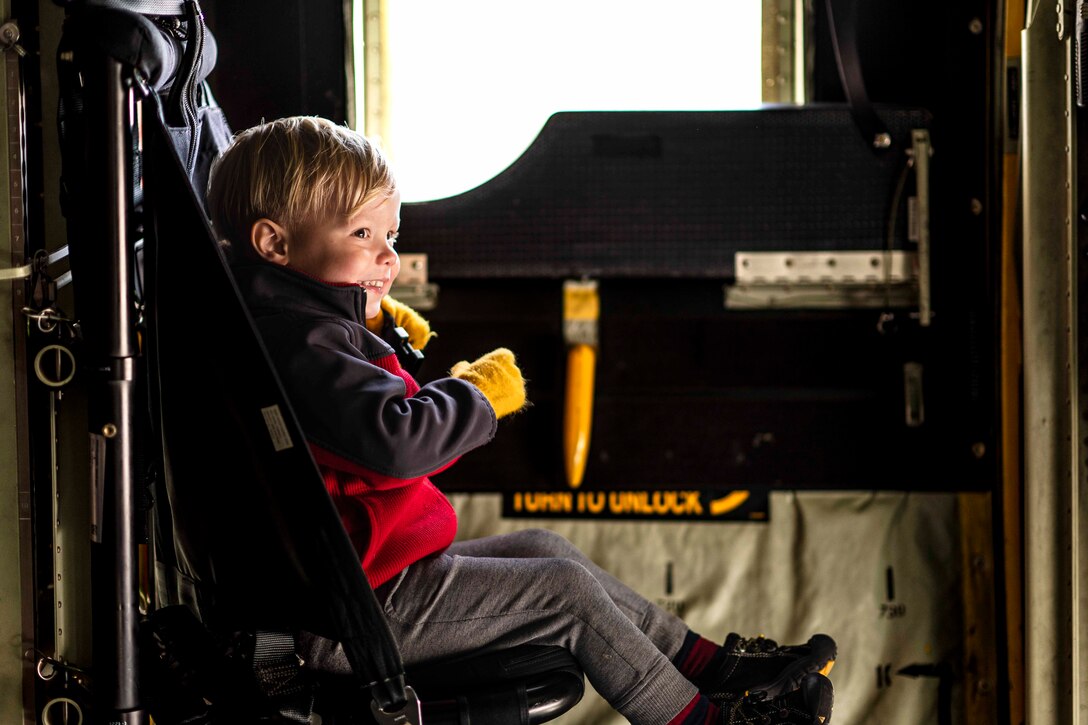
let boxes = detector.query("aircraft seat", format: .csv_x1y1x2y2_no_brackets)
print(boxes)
56,3,585,722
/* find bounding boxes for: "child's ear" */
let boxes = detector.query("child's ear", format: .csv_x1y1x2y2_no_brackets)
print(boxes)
250,218,290,264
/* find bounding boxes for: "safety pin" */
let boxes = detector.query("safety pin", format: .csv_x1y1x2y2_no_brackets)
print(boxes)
28,650,91,682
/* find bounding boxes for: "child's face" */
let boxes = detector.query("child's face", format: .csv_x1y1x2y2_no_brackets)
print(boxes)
285,191,401,319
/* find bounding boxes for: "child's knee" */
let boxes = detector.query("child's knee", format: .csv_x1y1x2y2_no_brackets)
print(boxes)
520,528,579,557
544,558,601,597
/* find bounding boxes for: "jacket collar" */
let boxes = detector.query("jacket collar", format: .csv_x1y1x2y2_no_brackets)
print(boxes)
230,261,368,325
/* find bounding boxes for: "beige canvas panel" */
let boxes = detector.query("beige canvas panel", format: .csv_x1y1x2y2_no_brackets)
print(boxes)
450,491,964,724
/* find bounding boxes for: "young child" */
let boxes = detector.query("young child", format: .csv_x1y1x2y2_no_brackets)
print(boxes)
206,116,837,725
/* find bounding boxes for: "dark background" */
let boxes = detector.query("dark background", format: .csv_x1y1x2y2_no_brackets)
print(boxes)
200,0,999,494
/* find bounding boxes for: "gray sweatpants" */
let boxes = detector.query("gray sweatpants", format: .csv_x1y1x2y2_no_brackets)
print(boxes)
377,528,698,724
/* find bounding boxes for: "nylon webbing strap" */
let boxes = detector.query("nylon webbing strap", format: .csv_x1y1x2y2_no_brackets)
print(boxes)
165,0,206,171
82,0,187,14
1076,0,1088,106
823,0,893,152
252,631,314,724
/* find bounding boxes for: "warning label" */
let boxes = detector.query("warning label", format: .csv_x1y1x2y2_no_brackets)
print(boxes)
501,489,768,522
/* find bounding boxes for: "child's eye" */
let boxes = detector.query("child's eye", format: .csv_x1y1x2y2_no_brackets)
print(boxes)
387,232,399,246
354,228,370,239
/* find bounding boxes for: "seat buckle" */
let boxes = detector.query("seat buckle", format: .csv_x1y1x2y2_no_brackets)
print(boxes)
370,685,422,725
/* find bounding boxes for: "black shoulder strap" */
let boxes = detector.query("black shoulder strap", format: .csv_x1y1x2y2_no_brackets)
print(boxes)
163,0,206,172
823,0,894,153
251,631,315,722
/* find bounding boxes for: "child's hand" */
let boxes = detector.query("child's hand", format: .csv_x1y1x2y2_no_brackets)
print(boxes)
450,348,528,419
365,296,436,350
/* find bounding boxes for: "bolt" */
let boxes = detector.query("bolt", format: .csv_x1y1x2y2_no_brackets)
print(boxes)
102,423,118,438
969,18,983,34
972,442,986,459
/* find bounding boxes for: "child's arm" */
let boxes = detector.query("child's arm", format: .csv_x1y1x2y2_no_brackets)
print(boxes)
265,319,496,480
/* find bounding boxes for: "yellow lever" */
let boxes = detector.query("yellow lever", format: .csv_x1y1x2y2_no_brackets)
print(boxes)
564,344,596,488
563,280,598,488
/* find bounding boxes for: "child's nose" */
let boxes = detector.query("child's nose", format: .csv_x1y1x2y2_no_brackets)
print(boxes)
377,243,398,264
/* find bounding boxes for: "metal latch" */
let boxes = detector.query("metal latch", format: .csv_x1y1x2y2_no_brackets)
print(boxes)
391,253,438,311
0,20,26,56
370,686,422,725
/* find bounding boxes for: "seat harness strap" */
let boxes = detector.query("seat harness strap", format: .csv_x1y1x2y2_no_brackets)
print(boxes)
251,630,315,724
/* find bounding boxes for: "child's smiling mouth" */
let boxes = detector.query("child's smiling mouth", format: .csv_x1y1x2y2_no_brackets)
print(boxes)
360,278,387,292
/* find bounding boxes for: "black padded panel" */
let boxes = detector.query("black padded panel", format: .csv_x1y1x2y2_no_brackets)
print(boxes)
401,106,930,279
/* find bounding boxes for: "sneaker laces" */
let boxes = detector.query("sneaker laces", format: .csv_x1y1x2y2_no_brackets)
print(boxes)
725,689,796,724
732,635,780,654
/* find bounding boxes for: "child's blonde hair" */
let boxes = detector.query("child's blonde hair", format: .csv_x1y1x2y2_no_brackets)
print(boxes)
206,116,395,255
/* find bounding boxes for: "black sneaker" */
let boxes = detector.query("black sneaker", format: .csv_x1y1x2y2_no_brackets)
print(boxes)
720,672,834,724
700,633,837,702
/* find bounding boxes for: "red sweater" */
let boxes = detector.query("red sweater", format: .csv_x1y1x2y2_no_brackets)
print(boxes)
311,352,458,588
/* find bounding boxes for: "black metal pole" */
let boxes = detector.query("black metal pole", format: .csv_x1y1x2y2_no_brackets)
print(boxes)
103,56,147,724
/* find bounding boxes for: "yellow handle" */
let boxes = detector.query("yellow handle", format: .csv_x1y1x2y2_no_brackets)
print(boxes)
563,343,596,489
709,490,750,516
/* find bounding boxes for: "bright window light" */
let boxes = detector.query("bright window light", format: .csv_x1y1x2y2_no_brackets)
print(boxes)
380,1,762,202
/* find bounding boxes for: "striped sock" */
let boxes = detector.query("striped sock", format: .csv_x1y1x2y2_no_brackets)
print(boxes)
673,631,725,682
667,693,720,724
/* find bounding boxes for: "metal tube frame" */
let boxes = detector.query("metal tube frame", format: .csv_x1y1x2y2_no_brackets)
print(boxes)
102,57,145,723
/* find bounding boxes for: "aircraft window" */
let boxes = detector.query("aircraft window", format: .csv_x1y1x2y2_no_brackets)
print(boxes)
355,1,763,202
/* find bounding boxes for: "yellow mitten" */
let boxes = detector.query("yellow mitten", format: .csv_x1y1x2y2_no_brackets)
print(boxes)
450,348,528,419
365,295,436,350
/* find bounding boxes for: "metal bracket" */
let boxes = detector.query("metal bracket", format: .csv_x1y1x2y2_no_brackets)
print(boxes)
903,361,925,427
370,686,422,725
726,250,919,310
734,250,915,284
1058,0,1073,40
911,129,932,326
391,253,438,310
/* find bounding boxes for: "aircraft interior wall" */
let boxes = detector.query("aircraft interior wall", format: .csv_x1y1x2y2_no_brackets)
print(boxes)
3,0,1084,723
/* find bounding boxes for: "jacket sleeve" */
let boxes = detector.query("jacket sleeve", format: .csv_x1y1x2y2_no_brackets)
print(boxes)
268,318,497,479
